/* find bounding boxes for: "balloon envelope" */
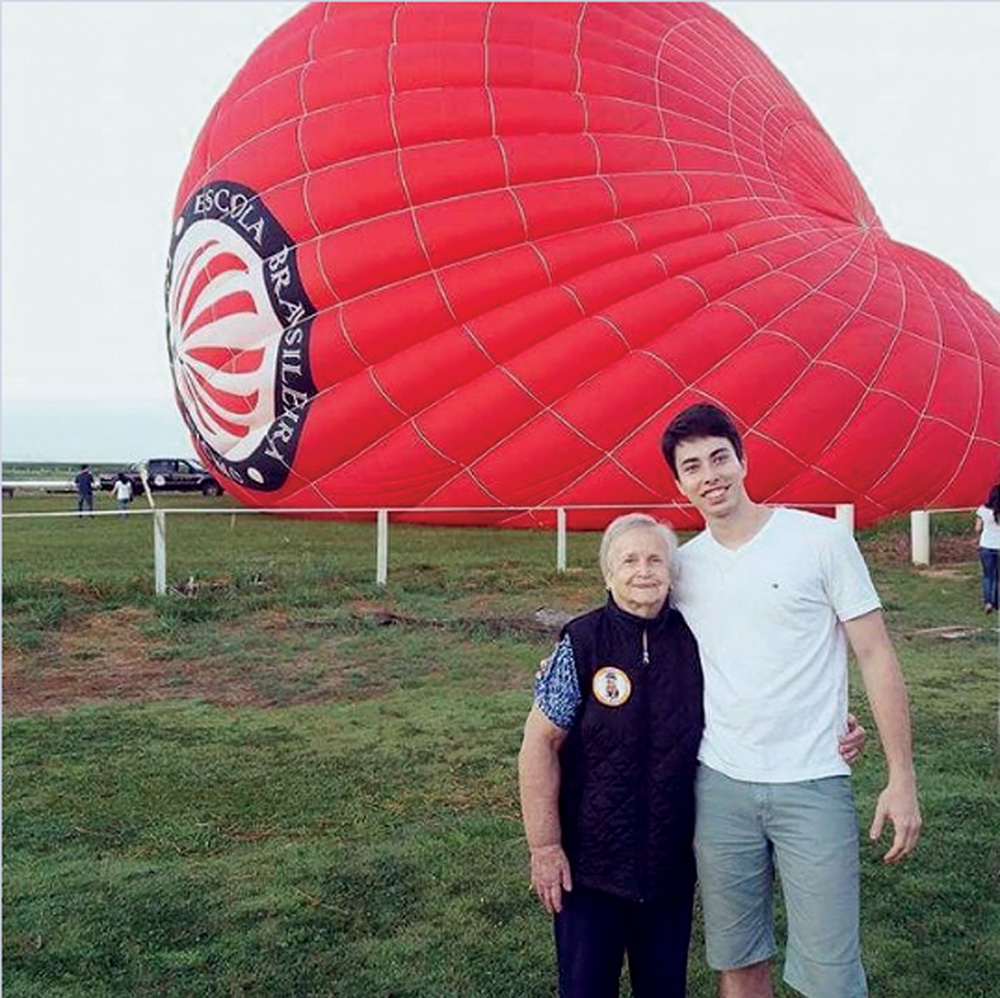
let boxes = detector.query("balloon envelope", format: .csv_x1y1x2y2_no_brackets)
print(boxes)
167,1,1000,527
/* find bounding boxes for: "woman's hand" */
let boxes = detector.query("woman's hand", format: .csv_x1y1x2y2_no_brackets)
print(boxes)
530,843,573,915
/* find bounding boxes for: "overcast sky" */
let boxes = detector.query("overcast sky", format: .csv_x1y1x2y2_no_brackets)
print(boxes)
2,2,998,462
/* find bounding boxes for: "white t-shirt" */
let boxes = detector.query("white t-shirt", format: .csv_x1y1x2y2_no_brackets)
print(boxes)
673,507,881,783
113,479,133,501
976,506,1000,550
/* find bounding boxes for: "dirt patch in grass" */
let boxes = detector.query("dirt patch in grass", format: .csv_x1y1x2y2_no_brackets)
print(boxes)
5,607,163,716
915,567,969,581
867,532,977,565
930,536,979,564
2,600,554,717
2,606,301,717
344,597,576,638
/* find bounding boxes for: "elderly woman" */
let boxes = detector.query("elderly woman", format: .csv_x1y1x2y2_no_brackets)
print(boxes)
518,513,702,998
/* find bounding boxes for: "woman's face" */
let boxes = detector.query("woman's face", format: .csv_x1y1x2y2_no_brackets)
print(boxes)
604,527,671,618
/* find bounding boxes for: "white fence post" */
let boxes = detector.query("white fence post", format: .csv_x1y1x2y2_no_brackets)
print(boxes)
834,503,855,533
153,510,167,596
556,508,567,573
911,510,930,566
376,509,389,586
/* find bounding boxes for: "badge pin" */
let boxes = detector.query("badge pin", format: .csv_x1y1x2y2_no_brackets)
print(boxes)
592,666,632,707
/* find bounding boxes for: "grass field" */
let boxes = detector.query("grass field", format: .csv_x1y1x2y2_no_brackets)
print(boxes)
2,496,998,996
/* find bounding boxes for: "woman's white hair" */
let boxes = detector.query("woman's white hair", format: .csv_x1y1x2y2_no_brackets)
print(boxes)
599,513,678,582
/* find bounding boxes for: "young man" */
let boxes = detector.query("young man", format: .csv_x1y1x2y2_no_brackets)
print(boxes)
660,403,921,998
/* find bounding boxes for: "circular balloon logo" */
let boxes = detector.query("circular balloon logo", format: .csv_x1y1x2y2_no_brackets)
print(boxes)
167,181,317,490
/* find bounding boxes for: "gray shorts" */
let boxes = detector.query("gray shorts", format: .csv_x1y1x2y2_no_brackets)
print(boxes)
694,765,867,998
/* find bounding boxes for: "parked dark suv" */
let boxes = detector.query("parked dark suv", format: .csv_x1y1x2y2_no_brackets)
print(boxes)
100,459,224,497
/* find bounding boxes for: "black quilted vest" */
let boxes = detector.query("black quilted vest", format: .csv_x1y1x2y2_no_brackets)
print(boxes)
559,596,704,902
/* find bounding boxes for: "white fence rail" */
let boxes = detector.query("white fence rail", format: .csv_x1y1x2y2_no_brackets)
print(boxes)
1,501,857,593
3,501,974,593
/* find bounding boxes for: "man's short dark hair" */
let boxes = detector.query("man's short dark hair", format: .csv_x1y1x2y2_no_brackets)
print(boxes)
660,403,744,477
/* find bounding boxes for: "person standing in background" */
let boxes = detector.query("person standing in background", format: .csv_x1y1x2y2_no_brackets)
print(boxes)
975,484,1000,613
74,464,96,518
112,472,133,518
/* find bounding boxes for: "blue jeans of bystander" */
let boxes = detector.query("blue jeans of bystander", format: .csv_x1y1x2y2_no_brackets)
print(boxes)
979,547,998,609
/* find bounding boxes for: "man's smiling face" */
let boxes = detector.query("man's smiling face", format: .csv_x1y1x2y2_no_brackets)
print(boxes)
673,435,748,522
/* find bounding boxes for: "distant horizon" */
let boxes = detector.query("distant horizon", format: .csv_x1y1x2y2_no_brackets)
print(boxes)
1,458,199,469
1,399,197,464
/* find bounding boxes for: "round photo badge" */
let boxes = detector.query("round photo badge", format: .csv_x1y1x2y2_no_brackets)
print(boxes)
592,666,632,707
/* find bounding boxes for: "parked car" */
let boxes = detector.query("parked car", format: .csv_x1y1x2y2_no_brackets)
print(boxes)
100,459,224,497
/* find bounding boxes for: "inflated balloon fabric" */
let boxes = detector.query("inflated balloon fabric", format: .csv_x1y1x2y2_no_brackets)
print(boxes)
167,2,1000,527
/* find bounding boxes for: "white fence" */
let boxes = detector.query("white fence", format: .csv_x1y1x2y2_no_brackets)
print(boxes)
3,501,973,594
2,501,873,594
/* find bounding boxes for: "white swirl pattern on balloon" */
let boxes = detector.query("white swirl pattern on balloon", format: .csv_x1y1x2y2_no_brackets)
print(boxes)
168,219,281,463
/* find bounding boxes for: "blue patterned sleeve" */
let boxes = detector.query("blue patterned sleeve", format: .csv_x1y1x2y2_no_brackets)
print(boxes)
533,634,582,730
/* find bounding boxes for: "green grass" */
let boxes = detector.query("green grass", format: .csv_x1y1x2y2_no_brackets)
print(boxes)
3,504,998,996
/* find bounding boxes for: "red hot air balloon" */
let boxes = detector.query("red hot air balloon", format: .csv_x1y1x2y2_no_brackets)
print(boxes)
167,2,1000,528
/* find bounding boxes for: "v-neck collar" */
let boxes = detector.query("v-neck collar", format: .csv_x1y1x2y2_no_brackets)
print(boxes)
704,506,778,558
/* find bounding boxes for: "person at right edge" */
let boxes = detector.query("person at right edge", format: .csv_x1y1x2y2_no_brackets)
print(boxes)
975,483,1000,613
661,402,922,998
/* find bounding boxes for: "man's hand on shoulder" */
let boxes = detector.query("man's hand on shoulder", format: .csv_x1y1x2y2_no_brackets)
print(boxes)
838,713,866,765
